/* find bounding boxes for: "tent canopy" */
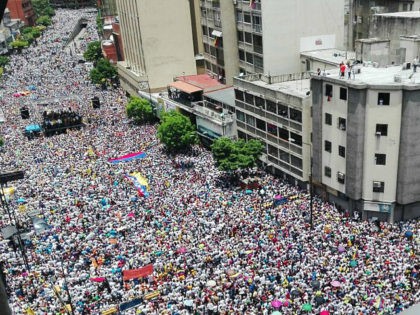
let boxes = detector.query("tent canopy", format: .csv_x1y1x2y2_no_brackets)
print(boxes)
169,81,203,94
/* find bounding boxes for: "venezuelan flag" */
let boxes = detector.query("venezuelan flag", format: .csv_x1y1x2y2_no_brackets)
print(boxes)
125,172,149,197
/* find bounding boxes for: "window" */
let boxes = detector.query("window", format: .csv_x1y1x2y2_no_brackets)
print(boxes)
338,145,346,158
244,32,252,44
243,13,251,23
246,114,255,126
236,10,243,22
340,87,347,100
256,118,265,131
202,26,208,36
279,150,289,162
325,140,332,152
236,110,245,122
237,31,244,42
266,100,276,113
338,117,346,130
246,52,254,64
291,156,302,168
325,84,333,97
289,108,302,122
375,153,386,165
244,92,253,104
325,113,332,125
235,89,244,101
337,172,345,184
278,127,289,141
290,133,302,146
267,123,277,136
378,92,390,105
376,124,388,136
278,104,288,117
268,144,277,157
324,166,331,177
255,96,264,108
373,181,385,193
239,49,245,61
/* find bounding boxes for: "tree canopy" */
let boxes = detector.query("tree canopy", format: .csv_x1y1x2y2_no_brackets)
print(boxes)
0,56,9,68
83,41,103,63
11,40,29,50
211,137,264,171
157,110,197,152
89,58,117,85
36,15,52,27
126,97,154,124
32,0,55,17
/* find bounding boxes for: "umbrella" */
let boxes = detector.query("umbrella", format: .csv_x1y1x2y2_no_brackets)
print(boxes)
338,245,346,253
331,280,341,287
320,311,330,315
315,295,325,305
282,300,290,307
349,260,358,267
291,289,300,298
302,303,312,311
28,85,36,91
405,231,413,238
17,197,26,204
13,93,21,97
206,280,216,287
271,299,282,308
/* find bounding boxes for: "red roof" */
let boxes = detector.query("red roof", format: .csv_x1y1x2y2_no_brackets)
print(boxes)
176,74,227,93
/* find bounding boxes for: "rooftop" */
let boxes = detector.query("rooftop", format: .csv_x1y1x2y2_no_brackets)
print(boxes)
175,74,227,93
204,87,235,107
320,65,420,86
375,11,420,18
301,49,356,66
236,73,311,98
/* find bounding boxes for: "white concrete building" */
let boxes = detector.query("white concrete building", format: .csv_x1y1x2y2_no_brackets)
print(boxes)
311,65,420,222
199,0,345,84
116,0,197,94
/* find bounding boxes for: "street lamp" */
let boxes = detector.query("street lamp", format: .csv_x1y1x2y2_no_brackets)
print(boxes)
289,138,313,230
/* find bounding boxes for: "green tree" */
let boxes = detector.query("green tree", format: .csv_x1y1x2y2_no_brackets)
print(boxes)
0,137,4,147
0,56,9,67
11,40,29,50
211,137,263,171
36,15,52,27
32,0,55,17
83,41,103,63
126,97,154,124
157,110,197,152
89,58,117,84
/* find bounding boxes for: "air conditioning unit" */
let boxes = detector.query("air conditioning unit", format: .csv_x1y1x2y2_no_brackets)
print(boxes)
233,0,237,4
373,181,382,188
337,172,345,180
375,131,382,136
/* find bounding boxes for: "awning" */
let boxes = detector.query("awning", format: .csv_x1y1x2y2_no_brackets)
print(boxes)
169,81,203,94
211,30,223,37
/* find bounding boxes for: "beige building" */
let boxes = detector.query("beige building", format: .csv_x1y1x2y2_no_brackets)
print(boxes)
116,0,198,94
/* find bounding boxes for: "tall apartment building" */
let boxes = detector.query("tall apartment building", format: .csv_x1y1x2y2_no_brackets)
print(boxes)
116,0,199,95
97,0,117,18
6,0,36,26
200,0,345,85
233,73,312,188
311,66,420,222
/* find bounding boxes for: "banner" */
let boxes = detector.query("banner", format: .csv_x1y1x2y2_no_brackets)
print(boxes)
123,264,153,281
108,151,146,164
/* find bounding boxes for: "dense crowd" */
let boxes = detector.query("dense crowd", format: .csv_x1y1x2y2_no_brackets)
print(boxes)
0,9,419,315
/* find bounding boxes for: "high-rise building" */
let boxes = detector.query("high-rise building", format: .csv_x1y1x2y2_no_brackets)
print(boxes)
6,0,36,26
116,0,198,95
97,0,117,18
200,0,345,85
311,65,420,222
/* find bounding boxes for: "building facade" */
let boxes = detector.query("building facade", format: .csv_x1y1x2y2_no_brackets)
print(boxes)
311,66,420,222
6,0,36,26
200,0,345,85
116,0,198,95
233,73,312,188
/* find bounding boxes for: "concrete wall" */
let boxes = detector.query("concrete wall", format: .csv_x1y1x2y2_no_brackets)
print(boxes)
262,0,344,75
220,0,239,85
345,88,366,200
370,15,420,64
396,89,420,204
310,78,323,184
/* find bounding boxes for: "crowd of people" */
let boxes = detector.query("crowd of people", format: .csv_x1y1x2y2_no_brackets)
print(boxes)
0,8,418,315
